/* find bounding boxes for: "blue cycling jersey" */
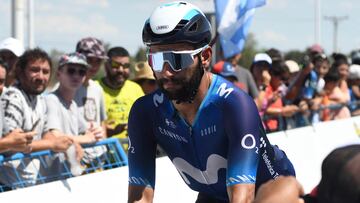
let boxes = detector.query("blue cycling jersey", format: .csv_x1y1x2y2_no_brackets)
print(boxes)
128,75,294,201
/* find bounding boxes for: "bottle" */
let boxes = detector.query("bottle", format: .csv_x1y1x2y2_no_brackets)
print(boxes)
66,144,83,176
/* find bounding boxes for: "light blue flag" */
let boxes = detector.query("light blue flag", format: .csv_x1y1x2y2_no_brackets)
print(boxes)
215,0,266,59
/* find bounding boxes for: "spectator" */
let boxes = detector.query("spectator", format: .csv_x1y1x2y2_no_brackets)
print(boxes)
0,58,7,95
266,48,283,63
255,145,360,203
225,53,259,99
0,37,25,86
0,106,34,153
212,61,240,86
312,68,351,121
285,60,300,83
97,47,144,141
331,53,350,104
315,144,360,203
303,54,330,101
348,64,360,115
250,53,272,112
133,61,157,94
262,61,299,132
250,53,272,91
75,37,107,164
0,48,73,187
308,44,324,61
43,52,103,179
350,49,360,65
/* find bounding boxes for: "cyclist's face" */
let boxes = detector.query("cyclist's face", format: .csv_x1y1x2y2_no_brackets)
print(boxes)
150,43,202,101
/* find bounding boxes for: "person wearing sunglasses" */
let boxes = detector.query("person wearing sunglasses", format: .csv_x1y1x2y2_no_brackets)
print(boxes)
127,2,295,203
97,47,144,143
42,52,104,180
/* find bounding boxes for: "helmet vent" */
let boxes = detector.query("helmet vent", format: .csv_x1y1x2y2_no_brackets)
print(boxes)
174,20,189,31
188,22,198,32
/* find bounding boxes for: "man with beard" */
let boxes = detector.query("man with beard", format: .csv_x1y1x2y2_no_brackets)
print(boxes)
127,2,295,203
97,47,144,140
0,48,74,188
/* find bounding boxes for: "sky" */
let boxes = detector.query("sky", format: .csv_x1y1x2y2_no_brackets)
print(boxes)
0,0,359,56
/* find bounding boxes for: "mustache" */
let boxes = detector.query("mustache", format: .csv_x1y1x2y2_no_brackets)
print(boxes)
158,77,183,85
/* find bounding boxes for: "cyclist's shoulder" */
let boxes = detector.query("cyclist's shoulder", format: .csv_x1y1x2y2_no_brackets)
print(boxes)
132,90,168,110
210,74,254,107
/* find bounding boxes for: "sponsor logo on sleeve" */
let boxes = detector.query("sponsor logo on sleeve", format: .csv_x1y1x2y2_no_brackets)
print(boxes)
216,83,234,98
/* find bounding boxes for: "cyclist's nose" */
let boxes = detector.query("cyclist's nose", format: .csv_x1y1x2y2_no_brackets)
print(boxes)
161,62,175,77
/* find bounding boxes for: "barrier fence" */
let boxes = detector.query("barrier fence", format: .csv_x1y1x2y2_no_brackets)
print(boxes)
0,138,127,192
262,101,360,132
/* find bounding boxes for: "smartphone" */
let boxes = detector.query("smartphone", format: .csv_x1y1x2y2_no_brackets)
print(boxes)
31,119,41,131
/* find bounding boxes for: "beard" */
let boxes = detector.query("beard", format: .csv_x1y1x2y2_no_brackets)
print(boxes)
157,61,204,103
106,69,127,88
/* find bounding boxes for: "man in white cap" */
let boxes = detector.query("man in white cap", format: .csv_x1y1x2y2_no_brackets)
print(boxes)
0,37,25,86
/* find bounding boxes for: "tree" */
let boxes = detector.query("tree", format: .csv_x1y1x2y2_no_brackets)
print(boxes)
284,50,307,64
238,33,259,69
134,47,147,62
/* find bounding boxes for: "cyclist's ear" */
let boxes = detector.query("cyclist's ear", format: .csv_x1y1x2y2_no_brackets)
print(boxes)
200,47,212,69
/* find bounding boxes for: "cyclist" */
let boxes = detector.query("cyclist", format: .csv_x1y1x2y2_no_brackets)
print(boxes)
128,2,295,203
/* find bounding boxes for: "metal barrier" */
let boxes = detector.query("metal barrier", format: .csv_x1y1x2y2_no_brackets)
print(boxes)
0,138,127,192
262,101,360,132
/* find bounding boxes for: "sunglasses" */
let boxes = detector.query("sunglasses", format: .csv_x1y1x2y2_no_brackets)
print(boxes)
147,45,207,72
66,67,87,77
109,60,130,69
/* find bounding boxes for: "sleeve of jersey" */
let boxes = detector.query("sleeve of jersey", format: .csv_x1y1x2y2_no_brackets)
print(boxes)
127,98,157,188
223,90,261,186
1,90,24,134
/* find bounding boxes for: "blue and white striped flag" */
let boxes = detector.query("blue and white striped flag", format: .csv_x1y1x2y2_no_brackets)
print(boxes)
215,0,266,59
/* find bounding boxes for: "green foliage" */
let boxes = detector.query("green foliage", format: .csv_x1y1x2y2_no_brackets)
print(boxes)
134,47,147,62
284,50,307,63
238,33,258,69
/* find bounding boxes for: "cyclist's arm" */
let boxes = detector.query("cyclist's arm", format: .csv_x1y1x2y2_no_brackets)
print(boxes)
228,184,255,203
224,89,261,202
127,98,157,203
128,185,154,203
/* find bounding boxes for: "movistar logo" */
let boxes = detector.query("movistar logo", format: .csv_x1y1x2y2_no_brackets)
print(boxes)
153,93,164,107
172,154,227,185
216,83,234,98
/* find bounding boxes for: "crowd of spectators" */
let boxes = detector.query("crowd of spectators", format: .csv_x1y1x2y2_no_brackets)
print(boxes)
0,36,153,190
212,45,360,132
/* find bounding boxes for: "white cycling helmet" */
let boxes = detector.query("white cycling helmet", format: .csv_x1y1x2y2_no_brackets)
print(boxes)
142,1,212,48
